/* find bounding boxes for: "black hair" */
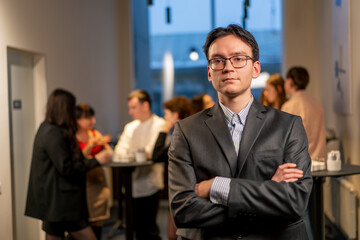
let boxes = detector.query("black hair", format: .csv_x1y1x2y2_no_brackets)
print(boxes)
76,104,95,119
203,24,259,61
286,66,310,90
45,88,82,159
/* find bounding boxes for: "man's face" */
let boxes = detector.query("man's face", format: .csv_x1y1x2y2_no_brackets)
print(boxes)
128,97,147,120
207,35,261,99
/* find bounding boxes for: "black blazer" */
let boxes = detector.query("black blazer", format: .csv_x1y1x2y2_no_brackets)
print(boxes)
168,100,312,240
25,121,99,222
152,132,169,163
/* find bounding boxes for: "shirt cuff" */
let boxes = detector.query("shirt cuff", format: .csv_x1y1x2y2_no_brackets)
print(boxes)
210,176,231,206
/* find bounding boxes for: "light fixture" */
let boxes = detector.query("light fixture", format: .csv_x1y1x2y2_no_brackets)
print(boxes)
243,0,250,29
189,48,199,61
166,6,171,24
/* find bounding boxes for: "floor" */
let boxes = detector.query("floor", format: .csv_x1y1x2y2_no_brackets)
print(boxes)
101,200,169,240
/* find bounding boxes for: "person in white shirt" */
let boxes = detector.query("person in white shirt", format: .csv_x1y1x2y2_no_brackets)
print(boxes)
115,89,165,240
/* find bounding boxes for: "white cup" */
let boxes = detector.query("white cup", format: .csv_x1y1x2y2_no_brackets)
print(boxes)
135,149,147,163
327,150,341,171
113,152,130,163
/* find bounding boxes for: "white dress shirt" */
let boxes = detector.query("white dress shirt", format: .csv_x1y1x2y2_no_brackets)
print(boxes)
210,97,253,205
115,114,165,198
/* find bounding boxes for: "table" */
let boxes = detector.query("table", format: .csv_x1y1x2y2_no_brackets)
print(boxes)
311,163,360,240
105,161,153,240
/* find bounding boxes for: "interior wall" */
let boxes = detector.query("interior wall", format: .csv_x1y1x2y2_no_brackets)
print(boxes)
284,0,360,237
282,0,322,101
0,0,133,239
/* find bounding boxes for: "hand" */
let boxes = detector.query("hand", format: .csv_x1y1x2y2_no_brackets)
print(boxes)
89,135,111,147
95,150,112,164
195,178,214,198
97,135,111,145
271,163,303,183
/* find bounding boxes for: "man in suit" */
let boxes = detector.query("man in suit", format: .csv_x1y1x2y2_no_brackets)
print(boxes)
168,24,313,240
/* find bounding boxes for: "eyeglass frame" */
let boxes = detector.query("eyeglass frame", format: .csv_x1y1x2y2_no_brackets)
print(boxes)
208,55,256,71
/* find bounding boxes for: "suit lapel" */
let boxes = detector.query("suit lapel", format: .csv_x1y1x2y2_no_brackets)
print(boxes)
237,100,267,175
205,103,238,176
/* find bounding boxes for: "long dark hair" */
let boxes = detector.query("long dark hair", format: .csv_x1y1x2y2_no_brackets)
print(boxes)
45,89,81,158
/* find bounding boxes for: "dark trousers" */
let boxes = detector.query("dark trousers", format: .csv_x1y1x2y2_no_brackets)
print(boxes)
91,226,102,240
133,191,161,240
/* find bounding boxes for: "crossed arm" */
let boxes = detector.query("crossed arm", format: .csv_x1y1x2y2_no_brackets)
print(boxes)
195,163,304,198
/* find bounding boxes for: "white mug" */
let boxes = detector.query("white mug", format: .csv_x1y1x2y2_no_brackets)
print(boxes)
135,149,147,163
327,150,341,171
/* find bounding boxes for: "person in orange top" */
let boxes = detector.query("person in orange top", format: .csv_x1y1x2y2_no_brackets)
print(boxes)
76,104,112,240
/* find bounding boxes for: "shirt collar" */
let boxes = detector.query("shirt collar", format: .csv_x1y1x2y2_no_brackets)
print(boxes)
219,96,253,125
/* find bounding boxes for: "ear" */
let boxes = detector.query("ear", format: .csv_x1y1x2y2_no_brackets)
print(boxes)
277,85,283,93
252,61,261,78
173,112,179,121
207,66,212,83
143,101,150,110
288,78,295,87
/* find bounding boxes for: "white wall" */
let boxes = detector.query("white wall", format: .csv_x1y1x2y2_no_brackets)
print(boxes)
0,0,133,239
284,0,360,237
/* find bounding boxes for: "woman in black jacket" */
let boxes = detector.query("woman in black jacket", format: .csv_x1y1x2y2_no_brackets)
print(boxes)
25,89,111,240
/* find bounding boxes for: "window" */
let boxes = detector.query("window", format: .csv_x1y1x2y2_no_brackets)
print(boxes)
133,0,282,115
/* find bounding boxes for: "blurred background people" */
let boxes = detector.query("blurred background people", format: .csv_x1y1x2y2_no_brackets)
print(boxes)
152,96,193,240
25,89,111,240
76,104,112,240
191,93,215,113
262,73,286,109
282,66,327,160
114,89,165,240
152,96,193,162
281,66,327,240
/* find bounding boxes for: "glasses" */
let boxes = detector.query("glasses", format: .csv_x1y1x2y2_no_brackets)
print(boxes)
208,55,255,70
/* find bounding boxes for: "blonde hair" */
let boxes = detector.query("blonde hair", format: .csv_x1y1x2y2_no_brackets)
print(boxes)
266,73,286,108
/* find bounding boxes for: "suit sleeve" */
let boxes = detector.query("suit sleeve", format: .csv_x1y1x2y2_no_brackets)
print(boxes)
227,116,313,220
168,123,228,228
45,126,99,177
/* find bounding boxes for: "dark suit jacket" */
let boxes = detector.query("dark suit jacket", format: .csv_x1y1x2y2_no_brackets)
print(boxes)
152,132,169,163
168,100,313,240
25,121,100,222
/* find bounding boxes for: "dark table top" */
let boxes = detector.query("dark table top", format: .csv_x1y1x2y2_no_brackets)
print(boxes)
104,160,153,168
312,163,360,177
